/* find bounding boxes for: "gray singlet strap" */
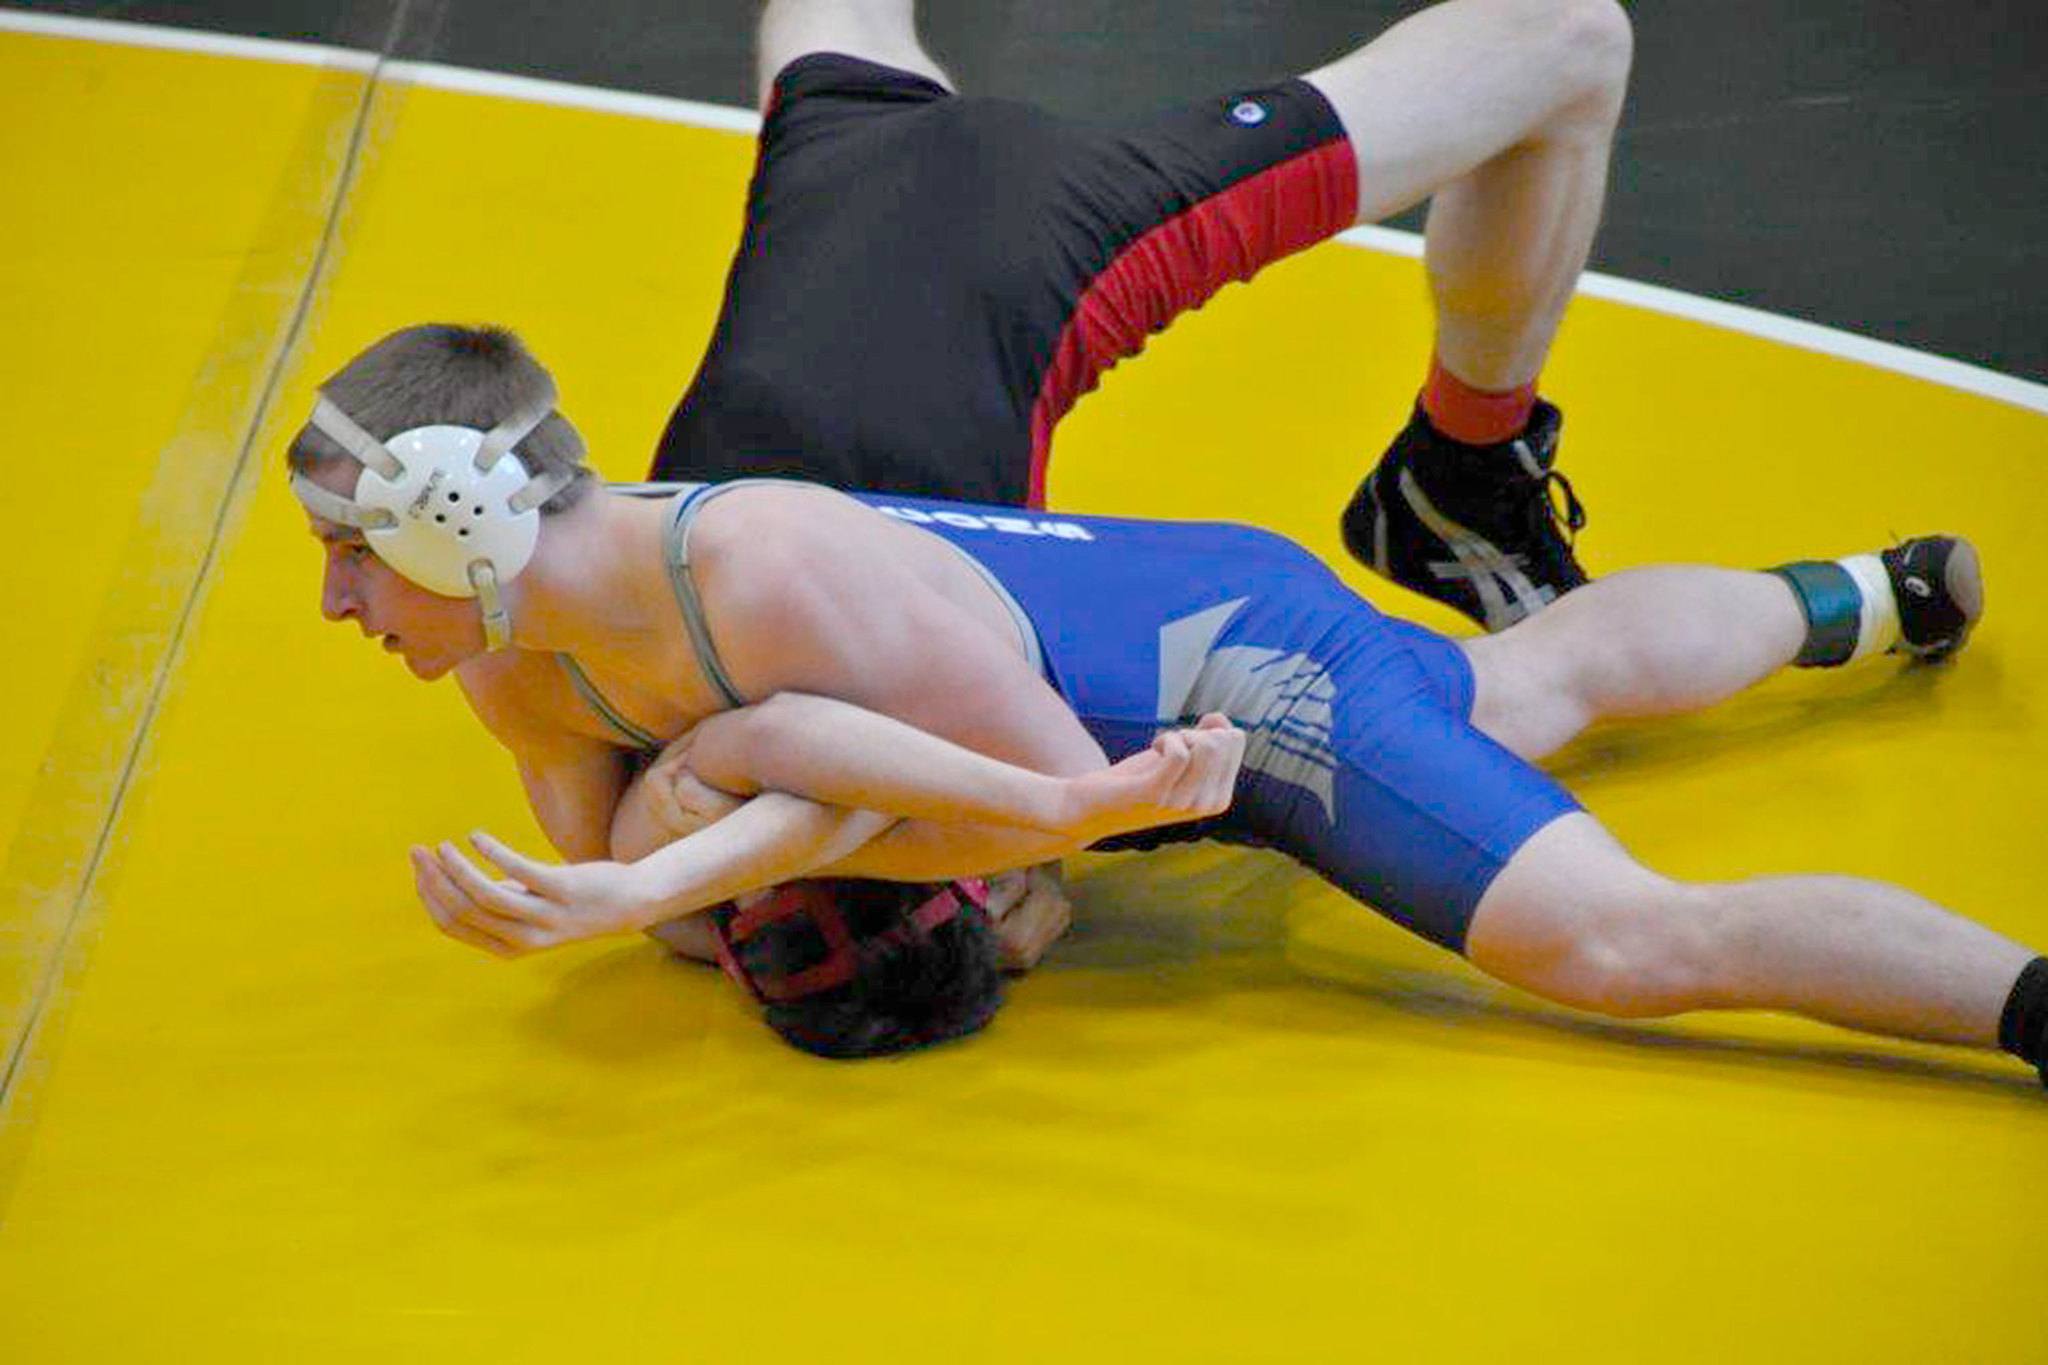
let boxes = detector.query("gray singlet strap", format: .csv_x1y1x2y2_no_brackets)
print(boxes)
637,476,1045,703
939,539,1045,679
555,654,663,753
665,484,751,709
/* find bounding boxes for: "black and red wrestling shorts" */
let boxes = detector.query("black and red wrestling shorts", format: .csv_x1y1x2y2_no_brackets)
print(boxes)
650,54,1357,508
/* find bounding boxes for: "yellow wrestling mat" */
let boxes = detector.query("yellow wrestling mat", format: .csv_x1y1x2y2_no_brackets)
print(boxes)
2,23,2044,1361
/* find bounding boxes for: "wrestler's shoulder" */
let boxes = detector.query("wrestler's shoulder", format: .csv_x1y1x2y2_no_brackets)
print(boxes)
690,484,941,653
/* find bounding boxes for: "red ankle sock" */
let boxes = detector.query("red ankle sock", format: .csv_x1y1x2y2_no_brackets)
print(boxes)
1420,356,1538,446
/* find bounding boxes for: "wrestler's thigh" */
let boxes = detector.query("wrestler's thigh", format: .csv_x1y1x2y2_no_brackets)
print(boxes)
1301,0,1631,222
1458,611,1595,763
756,0,953,105
1234,631,1579,953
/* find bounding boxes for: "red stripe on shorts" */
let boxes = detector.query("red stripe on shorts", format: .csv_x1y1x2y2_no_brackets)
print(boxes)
1024,139,1358,508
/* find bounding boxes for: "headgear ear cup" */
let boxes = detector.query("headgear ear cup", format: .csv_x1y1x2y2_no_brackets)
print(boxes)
288,392,574,648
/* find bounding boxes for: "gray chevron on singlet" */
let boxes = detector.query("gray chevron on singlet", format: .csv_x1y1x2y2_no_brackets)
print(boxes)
1156,598,1339,823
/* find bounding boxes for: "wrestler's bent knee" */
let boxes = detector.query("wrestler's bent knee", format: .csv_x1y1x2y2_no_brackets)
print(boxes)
1490,0,1633,114
1566,0,1634,82
1467,821,1722,1018
1532,887,1724,1018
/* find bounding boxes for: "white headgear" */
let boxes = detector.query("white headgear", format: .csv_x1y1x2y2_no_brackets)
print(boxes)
290,393,575,649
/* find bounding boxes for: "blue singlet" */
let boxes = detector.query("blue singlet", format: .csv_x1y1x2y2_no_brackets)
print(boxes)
640,483,1581,954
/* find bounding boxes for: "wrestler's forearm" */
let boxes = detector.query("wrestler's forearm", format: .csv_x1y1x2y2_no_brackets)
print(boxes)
628,791,895,921
688,692,1080,830
819,816,1083,883
609,776,673,864
621,777,1076,895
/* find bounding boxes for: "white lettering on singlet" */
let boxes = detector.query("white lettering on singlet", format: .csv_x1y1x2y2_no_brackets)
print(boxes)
876,505,1094,541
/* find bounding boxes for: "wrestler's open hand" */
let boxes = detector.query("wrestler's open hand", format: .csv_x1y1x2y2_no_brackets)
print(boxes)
411,833,658,958
1061,712,1244,843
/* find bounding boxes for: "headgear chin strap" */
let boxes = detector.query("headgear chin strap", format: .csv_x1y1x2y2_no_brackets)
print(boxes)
290,392,575,650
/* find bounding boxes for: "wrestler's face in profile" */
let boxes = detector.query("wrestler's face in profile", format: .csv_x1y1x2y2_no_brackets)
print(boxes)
308,519,484,681
300,457,486,680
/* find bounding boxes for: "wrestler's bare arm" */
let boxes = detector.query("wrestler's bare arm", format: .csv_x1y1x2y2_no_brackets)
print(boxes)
612,756,1074,967
440,648,1126,948
613,749,1075,887
608,699,1237,917
613,765,1076,968
608,737,1063,895
455,650,629,861
421,787,893,956
816,816,1075,883
442,656,857,961
450,650,741,872
634,794,1076,892
638,691,1240,849
615,792,896,917
434,703,1238,952
623,726,1231,913
505,786,1079,932
609,776,680,869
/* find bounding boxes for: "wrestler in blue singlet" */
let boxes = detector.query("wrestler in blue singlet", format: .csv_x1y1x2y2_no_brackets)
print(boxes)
644,483,1580,954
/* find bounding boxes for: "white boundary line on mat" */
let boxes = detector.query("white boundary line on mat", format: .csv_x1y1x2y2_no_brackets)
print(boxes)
0,8,374,70
8,8,2045,416
1338,224,2048,414
389,57,761,133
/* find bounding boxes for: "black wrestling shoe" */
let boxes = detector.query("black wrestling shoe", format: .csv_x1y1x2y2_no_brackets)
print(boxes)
1882,535,1984,662
1340,401,1587,631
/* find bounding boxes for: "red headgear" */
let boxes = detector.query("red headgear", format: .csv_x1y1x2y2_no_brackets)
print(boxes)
707,878,990,1005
